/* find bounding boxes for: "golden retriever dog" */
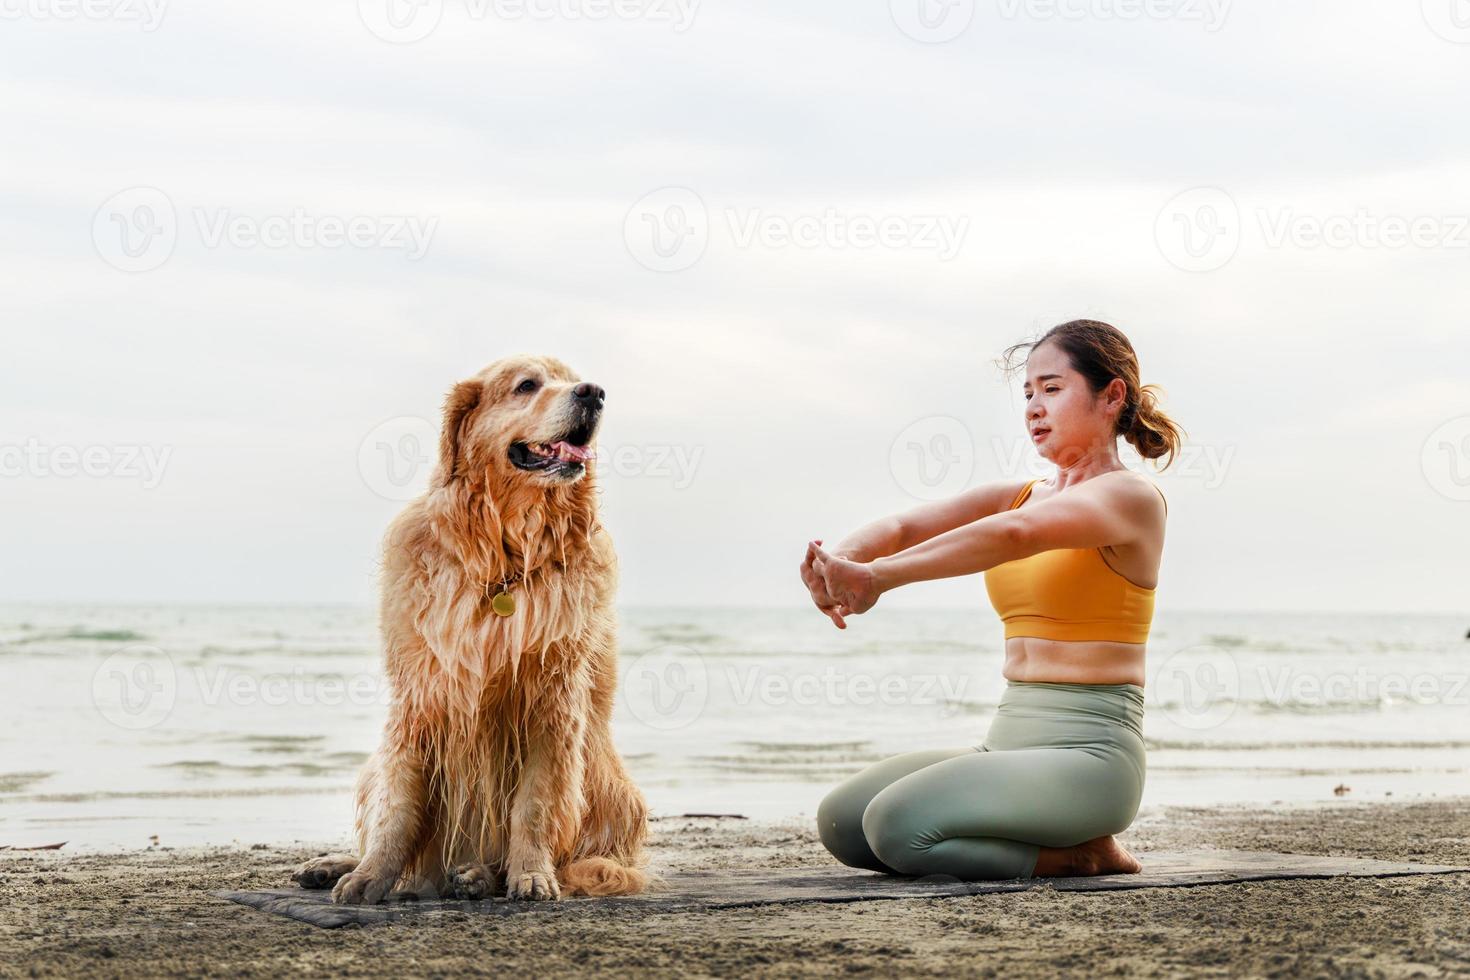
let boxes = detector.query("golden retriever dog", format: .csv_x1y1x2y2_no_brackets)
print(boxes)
293,355,650,903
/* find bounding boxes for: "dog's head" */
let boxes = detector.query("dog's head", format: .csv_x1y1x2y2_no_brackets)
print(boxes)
435,355,604,490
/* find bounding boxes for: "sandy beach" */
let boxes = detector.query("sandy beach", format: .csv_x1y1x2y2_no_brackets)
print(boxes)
4,796,1468,978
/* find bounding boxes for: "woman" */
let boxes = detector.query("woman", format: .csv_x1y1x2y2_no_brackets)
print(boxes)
800,319,1184,881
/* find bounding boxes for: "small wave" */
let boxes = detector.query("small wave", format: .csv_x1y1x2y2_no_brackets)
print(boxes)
1151,764,1463,775
1246,697,1414,715
1144,696,1413,715
735,740,871,753
10,627,149,646
193,644,373,660
154,757,362,777
939,699,1002,716
694,748,882,774
1146,738,1470,751
690,759,874,780
639,624,722,645
230,735,330,755
0,771,55,794
0,785,351,805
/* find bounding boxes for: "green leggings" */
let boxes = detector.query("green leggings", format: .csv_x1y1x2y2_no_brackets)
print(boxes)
816,680,1146,880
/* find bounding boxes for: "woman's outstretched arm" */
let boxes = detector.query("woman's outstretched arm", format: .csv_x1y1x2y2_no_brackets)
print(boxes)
825,481,1030,561
873,474,1158,591
811,473,1161,615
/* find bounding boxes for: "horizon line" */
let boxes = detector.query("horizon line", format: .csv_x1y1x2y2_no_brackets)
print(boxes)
0,599,1464,620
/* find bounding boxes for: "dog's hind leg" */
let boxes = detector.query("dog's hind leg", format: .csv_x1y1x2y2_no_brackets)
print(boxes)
560,729,653,897
447,863,503,899
292,853,359,890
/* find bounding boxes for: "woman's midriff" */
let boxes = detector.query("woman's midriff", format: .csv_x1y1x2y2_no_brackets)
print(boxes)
1001,635,1147,687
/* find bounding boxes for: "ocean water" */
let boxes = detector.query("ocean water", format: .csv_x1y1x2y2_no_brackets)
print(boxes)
2,604,1467,850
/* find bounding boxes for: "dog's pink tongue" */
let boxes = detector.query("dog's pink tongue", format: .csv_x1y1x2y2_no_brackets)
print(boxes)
551,440,593,462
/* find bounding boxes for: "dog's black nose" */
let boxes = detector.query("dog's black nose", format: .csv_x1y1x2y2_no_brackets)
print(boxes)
573,382,605,407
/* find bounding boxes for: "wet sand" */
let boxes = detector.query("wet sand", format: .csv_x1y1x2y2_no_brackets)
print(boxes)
3,797,1469,978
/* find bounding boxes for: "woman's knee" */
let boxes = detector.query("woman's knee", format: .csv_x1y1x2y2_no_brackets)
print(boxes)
816,784,878,870
862,790,1036,880
859,787,930,875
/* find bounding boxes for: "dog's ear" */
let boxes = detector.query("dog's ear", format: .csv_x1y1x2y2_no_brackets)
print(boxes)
437,379,483,485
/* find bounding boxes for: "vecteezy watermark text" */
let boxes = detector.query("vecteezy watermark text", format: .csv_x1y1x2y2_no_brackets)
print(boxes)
93,646,390,730
93,186,438,273
887,415,1237,502
1151,643,1470,731
620,645,971,731
996,0,1231,30
357,0,699,44
1156,187,1470,272
0,0,167,29
1,438,172,489
889,0,1229,43
357,415,706,500
725,209,969,261
625,188,970,272
193,208,436,259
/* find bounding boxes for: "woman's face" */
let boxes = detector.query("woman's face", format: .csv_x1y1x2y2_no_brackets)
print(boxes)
1023,342,1118,464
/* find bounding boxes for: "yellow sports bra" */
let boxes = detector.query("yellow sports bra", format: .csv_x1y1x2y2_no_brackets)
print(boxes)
982,478,1165,644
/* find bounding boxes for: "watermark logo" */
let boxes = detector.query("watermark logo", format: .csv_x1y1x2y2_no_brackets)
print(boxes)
92,645,177,730
358,415,440,501
1422,0,1470,43
1150,644,1238,730
1155,186,1241,273
0,0,168,30
890,0,975,42
890,416,975,500
358,0,444,43
1422,415,1470,501
93,186,177,273
624,187,709,273
621,644,708,731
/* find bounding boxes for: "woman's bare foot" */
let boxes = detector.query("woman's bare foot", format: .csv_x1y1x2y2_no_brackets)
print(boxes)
1033,835,1142,877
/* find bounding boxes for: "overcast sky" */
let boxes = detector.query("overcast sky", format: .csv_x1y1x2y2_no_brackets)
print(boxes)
2,0,1467,613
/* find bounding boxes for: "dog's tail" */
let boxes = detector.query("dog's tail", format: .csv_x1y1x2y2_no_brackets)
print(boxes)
558,856,660,897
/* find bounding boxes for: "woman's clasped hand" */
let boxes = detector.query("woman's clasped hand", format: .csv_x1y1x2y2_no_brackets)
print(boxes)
800,540,882,629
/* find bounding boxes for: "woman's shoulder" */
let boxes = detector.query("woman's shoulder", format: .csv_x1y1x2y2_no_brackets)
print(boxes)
1083,470,1167,515
1111,470,1167,516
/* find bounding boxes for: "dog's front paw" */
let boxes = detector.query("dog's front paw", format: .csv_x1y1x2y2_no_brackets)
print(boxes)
507,870,560,901
448,863,502,900
292,853,359,890
331,866,398,905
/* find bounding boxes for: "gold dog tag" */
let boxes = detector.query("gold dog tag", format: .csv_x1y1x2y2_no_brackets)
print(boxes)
491,591,516,617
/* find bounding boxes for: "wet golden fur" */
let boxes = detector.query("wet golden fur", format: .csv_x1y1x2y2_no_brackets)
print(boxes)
296,355,649,903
